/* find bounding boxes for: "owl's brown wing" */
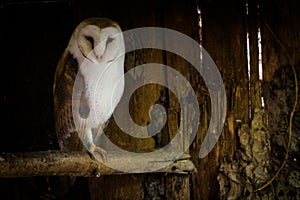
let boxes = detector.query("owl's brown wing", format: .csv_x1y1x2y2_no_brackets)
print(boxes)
53,51,84,151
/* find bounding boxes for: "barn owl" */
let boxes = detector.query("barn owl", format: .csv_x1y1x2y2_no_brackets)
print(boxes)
53,18,125,161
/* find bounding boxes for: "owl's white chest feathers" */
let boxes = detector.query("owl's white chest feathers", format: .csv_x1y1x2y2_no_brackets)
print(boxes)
79,59,124,128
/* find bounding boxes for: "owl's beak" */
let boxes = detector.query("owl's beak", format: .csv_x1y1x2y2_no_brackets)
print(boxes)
84,48,104,64
93,40,106,62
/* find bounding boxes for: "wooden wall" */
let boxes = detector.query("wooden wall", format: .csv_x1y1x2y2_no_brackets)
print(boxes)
1,0,299,199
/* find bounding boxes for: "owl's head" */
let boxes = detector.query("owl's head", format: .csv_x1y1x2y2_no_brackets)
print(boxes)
68,18,124,65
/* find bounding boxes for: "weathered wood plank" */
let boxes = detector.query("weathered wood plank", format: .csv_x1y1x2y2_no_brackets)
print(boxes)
0,151,196,178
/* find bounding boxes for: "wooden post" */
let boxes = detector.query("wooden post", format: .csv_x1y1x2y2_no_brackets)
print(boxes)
197,0,249,199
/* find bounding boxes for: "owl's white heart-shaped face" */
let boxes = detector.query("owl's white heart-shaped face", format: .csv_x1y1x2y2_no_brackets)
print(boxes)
77,25,124,64
68,18,125,66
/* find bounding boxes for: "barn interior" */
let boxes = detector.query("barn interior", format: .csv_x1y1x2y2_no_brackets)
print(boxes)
1,0,299,199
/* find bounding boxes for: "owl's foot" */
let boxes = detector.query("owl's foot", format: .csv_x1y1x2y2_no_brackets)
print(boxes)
89,144,107,162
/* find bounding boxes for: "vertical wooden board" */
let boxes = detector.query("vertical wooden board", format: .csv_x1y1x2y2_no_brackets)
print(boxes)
163,0,199,155
247,0,261,113
247,0,259,82
198,0,248,199
123,0,165,143
260,0,300,82
165,174,190,200
201,0,248,121
191,101,210,200
163,3,198,199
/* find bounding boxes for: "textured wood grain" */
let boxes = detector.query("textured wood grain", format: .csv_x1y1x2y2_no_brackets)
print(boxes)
198,0,249,199
0,151,196,178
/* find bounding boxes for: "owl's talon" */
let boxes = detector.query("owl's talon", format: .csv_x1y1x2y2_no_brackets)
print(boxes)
89,144,107,162
94,147,107,162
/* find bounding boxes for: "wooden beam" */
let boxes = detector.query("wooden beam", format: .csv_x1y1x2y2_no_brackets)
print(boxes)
0,151,196,178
